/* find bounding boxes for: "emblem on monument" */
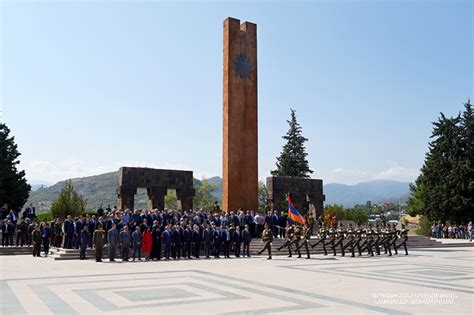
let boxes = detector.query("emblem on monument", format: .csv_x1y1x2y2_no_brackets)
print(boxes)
233,53,252,78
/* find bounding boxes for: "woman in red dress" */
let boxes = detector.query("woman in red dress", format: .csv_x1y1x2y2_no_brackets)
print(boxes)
142,226,153,261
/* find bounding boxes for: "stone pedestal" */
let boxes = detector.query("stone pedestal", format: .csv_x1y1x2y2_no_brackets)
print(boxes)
266,176,325,219
117,186,137,211
147,187,167,210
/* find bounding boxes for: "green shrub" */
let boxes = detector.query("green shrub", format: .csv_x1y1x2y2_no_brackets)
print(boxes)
416,215,432,236
50,180,87,218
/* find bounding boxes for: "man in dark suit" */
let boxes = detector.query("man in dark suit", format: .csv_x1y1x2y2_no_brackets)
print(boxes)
278,212,287,239
221,226,231,258
212,225,221,258
41,222,51,257
233,226,242,257
202,225,211,259
16,219,27,246
272,211,280,238
150,222,162,260
162,225,172,259
119,225,131,261
242,224,252,257
63,215,75,249
80,226,90,260
171,225,180,259
107,223,119,262
183,225,192,259
2,220,12,246
192,225,201,258
74,218,83,249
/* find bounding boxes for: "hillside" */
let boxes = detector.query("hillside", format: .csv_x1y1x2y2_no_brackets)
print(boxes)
324,180,410,207
27,173,410,212
28,172,212,212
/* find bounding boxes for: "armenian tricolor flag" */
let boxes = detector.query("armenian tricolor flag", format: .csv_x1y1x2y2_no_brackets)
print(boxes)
288,195,305,225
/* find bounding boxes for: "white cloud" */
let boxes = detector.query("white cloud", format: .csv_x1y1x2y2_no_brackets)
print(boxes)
372,160,420,182
320,161,420,185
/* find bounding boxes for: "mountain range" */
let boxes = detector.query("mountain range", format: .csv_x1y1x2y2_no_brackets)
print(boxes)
27,172,410,212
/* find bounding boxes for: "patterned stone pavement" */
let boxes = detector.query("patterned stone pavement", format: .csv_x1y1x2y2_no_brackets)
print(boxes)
1,247,473,314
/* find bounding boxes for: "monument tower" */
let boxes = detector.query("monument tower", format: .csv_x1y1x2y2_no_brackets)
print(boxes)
222,17,258,212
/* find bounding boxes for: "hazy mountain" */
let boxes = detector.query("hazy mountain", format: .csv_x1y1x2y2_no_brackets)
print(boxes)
324,180,410,207
28,172,214,212
27,171,410,212
30,184,49,191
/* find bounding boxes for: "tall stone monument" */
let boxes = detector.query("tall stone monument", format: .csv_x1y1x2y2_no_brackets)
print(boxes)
222,17,258,212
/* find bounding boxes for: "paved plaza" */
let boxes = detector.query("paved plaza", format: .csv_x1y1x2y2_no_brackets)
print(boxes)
1,247,473,314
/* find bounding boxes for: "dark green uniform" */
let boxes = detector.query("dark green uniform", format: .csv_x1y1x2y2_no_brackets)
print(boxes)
32,228,42,257
258,227,273,259
93,229,106,262
290,226,303,258
397,227,409,255
277,225,294,256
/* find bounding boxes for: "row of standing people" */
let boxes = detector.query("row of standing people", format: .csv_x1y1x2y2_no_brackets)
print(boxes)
81,221,253,262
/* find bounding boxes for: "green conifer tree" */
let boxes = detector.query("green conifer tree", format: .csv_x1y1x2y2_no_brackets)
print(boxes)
0,123,31,211
271,109,313,178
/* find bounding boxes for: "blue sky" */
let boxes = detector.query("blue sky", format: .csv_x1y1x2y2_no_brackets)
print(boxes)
1,0,472,185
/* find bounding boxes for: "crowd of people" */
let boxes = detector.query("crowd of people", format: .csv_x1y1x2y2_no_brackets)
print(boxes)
431,222,473,240
1,202,316,262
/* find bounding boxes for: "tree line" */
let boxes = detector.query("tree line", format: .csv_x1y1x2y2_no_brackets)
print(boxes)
407,100,473,224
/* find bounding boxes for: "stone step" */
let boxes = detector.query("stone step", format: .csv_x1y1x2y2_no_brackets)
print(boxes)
2,235,473,259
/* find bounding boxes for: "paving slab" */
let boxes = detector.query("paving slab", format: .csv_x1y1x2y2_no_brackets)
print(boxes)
1,247,473,314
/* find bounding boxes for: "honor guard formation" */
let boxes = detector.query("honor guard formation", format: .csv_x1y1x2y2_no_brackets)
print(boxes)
257,221,410,260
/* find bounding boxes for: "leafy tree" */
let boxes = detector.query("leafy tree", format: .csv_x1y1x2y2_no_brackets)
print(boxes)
344,208,369,225
324,204,344,223
458,99,474,220
416,215,433,237
194,179,217,210
164,189,177,209
271,109,313,178
50,180,87,217
258,181,267,212
0,123,31,211
408,99,474,224
406,182,425,217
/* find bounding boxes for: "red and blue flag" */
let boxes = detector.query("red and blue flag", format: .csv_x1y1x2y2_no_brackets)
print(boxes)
288,195,305,225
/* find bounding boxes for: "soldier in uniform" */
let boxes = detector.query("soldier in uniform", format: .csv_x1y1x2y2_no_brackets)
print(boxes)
331,224,345,256
92,224,106,262
258,223,273,259
324,227,336,256
372,224,382,255
342,224,356,257
311,227,328,255
365,224,375,256
289,224,303,258
381,225,392,256
354,224,364,256
295,224,311,259
277,222,294,257
397,224,409,255
389,224,398,255
32,225,42,257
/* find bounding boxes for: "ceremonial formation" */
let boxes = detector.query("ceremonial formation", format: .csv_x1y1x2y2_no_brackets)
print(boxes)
256,196,410,260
